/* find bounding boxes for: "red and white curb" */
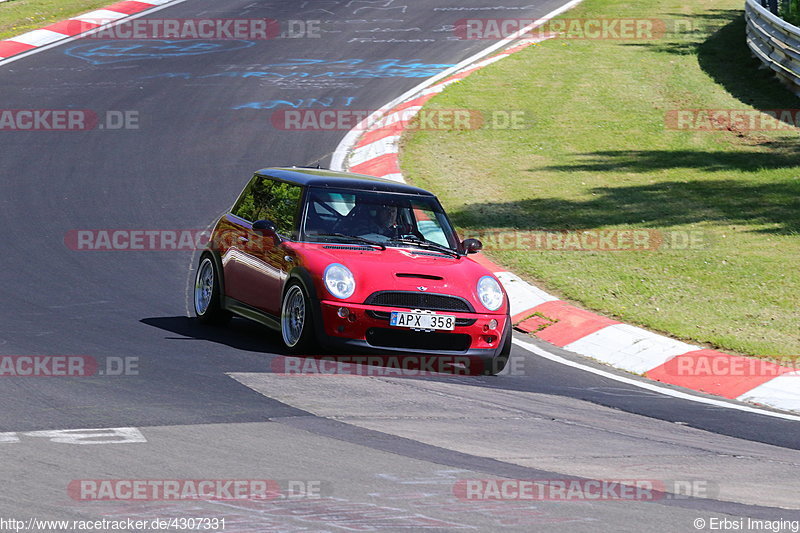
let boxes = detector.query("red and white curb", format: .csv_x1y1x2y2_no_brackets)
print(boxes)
331,7,800,415
0,0,177,62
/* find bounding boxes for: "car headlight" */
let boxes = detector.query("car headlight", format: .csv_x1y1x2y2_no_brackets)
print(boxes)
324,263,356,299
477,276,503,311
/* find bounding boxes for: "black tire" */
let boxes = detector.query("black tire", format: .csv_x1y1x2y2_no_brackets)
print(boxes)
280,281,317,354
194,254,231,325
482,317,512,376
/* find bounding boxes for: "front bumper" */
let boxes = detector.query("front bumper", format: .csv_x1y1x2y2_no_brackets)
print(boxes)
315,300,508,356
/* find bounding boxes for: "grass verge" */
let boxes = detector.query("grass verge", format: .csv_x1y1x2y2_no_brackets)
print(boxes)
400,0,800,358
0,0,112,41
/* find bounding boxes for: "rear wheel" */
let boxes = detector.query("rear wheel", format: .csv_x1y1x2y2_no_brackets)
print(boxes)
194,255,231,324
281,282,316,353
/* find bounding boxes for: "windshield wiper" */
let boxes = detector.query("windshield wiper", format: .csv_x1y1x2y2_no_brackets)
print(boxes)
389,237,460,258
313,233,386,250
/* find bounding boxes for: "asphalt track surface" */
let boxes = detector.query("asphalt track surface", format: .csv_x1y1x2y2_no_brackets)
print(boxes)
1,0,799,531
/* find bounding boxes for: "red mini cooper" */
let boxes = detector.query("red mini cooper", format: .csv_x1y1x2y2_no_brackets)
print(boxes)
194,167,512,374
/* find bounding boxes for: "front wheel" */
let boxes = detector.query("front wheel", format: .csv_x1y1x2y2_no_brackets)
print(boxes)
281,282,316,353
194,255,231,324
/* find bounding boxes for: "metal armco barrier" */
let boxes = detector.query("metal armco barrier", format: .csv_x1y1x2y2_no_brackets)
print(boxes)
746,0,800,95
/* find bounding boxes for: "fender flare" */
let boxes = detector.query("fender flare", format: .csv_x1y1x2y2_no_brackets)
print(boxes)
286,267,326,344
198,249,227,309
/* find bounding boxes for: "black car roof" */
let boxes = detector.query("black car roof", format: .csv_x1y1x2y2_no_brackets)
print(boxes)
256,167,436,196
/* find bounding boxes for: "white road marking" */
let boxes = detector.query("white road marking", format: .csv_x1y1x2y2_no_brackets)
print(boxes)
512,338,800,423
0,427,146,444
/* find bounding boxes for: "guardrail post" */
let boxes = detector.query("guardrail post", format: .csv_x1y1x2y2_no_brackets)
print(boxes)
746,0,800,96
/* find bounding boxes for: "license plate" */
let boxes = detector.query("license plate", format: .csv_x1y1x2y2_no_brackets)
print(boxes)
389,310,455,331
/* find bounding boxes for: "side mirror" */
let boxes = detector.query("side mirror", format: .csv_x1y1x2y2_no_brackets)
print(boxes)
252,220,280,242
462,238,483,254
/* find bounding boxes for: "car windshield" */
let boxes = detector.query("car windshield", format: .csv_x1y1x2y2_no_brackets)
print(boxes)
302,187,459,250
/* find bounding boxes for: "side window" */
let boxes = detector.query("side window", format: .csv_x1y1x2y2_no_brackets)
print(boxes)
231,176,302,237
413,207,450,246
231,178,256,220
304,190,356,234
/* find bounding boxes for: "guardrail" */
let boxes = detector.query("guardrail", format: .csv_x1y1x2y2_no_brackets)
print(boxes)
746,0,800,95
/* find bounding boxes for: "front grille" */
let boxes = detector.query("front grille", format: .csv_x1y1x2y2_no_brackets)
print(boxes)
365,291,473,312
367,310,476,327
366,328,471,352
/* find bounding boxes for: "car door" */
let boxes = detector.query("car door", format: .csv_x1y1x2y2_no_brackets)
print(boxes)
223,175,302,317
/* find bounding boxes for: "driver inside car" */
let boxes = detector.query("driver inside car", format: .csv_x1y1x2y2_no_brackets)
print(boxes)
356,203,400,239
334,200,414,240
336,203,401,239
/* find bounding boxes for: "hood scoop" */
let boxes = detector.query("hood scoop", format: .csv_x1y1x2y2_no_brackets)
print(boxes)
395,273,444,281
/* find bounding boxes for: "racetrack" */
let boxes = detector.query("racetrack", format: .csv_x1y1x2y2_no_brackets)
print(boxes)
1,0,800,530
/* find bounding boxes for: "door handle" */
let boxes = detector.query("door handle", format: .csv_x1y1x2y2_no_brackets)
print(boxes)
239,236,249,242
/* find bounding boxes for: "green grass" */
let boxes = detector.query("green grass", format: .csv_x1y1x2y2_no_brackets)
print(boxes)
781,0,800,26
0,0,112,40
400,0,800,359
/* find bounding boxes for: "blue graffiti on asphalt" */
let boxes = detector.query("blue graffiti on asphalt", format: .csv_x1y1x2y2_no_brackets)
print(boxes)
142,58,454,80
233,96,357,110
65,40,256,65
